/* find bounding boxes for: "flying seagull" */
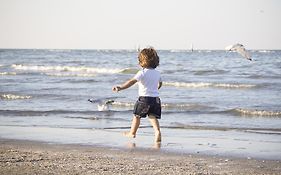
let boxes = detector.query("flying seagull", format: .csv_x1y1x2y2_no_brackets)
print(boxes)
88,98,115,111
225,43,252,61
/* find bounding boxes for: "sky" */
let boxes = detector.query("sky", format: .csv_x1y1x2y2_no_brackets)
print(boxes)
0,0,281,50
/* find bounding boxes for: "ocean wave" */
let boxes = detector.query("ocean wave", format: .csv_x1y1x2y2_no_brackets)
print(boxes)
119,68,139,74
163,81,256,89
0,72,17,76
11,64,122,74
247,75,281,80
111,102,281,117
192,69,228,75
0,94,32,100
64,116,128,122
257,50,272,53
111,101,213,111
161,103,213,111
0,109,130,117
170,50,193,53
169,122,281,134
232,108,281,117
45,73,96,77
0,109,95,116
112,101,134,107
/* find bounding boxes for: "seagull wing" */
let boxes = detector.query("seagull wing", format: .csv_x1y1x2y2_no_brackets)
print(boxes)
235,46,252,61
88,98,102,103
105,100,115,105
88,97,118,104
225,45,234,51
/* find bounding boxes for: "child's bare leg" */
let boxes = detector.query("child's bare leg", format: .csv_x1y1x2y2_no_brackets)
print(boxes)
123,116,140,138
148,115,161,142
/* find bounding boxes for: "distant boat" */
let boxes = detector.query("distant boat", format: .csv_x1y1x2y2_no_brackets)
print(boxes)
135,45,141,52
190,43,194,52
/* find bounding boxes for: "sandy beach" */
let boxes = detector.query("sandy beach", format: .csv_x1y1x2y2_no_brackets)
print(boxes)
0,139,280,175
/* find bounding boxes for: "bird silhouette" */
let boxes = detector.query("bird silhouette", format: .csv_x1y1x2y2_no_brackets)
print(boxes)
225,43,252,61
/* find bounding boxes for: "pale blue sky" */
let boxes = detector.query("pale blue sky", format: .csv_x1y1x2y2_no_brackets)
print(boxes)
0,0,280,50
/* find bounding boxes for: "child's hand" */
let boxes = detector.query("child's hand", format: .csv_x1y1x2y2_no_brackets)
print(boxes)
112,86,121,92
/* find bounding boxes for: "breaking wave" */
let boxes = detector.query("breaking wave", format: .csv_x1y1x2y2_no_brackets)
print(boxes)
11,64,125,74
110,101,280,117
161,103,213,111
163,81,256,89
112,101,134,107
119,68,139,74
111,102,281,117
0,94,32,100
232,108,281,117
111,101,213,111
0,72,17,76
45,73,96,77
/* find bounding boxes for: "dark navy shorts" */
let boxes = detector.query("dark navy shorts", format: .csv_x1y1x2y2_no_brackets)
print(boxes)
133,96,161,119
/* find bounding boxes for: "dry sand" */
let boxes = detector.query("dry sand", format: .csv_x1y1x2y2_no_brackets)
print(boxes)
0,139,280,175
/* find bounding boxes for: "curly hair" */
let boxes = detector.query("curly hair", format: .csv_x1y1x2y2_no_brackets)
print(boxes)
138,47,160,69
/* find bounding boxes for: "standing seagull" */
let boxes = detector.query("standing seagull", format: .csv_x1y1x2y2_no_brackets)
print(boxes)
225,43,252,61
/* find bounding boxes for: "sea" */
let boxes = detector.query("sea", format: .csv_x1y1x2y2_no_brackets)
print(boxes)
0,49,281,160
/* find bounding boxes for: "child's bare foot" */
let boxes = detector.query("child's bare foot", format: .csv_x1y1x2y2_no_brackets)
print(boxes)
123,132,136,138
126,142,136,149
152,142,161,149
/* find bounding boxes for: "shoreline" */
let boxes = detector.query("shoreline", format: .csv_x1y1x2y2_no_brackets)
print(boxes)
1,125,281,161
1,139,280,175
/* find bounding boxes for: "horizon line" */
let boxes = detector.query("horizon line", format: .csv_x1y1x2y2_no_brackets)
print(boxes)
1,47,280,51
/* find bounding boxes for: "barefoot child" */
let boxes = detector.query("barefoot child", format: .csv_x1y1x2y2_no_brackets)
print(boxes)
112,47,162,143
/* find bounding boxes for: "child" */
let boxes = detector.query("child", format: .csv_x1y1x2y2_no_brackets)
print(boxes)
112,47,162,143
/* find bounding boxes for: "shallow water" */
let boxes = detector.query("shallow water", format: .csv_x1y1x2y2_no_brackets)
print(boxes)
1,49,281,159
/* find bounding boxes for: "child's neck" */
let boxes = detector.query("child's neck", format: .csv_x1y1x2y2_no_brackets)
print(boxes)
143,67,154,70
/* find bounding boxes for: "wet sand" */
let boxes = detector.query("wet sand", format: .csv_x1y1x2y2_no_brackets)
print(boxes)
0,139,280,175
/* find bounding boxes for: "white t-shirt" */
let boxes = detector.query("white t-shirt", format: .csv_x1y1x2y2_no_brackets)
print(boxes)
133,68,162,97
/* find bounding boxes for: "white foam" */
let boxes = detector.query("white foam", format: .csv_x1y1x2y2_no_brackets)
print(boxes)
45,73,96,77
235,108,281,116
163,82,255,89
0,72,17,76
161,103,209,110
112,101,209,110
258,50,271,53
0,94,32,100
119,68,139,74
11,64,122,74
97,104,110,111
170,50,193,53
112,101,134,107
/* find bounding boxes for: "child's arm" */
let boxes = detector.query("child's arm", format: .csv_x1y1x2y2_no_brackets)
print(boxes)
158,81,162,90
112,78,137,92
